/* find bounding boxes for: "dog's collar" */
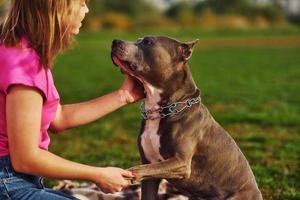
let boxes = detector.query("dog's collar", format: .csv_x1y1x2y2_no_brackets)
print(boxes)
140,94,201,120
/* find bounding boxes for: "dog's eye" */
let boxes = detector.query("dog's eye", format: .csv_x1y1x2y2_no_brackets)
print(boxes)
142,38,153,46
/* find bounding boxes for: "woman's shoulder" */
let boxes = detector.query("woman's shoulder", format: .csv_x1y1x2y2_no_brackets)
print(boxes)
0,37,44,76
0,37,49,95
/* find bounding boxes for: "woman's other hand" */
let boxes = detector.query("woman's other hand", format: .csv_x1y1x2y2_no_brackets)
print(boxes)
119,76,145,104
93,167,134,193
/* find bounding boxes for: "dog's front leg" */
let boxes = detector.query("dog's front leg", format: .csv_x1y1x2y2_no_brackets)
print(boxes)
141,179,161,200
130,156,191,182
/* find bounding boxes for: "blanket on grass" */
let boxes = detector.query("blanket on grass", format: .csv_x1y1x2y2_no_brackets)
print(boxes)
53,179,188,200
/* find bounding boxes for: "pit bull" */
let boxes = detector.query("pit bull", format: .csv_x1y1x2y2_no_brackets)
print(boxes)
111,36,263,200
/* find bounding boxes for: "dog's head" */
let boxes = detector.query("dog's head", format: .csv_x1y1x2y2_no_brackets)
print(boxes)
111,36,198,91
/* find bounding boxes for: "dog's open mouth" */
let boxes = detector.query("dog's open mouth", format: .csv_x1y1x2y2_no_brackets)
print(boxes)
111,55,133,75
111,54,144,87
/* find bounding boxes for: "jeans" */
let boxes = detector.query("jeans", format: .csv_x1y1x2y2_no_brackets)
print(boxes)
0,156,78,200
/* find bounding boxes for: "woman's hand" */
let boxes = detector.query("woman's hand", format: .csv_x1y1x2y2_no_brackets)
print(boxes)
118,76,145,104
92,167,134,193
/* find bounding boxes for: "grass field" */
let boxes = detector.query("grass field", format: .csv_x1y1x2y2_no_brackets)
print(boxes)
48,27,300,199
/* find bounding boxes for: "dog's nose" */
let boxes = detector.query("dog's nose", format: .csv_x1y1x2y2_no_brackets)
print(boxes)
112,39,122,47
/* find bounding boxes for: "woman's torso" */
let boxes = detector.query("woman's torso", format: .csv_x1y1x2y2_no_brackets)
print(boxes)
0,38,60,156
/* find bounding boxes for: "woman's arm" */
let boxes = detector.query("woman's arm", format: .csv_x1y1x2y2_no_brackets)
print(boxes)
50,76,144,133
6,85,134,193
50,90,125,133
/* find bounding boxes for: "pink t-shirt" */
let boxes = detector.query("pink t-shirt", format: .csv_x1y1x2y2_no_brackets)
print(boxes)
0,38,60,156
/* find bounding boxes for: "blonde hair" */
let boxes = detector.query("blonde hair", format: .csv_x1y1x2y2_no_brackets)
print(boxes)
0,0,86,68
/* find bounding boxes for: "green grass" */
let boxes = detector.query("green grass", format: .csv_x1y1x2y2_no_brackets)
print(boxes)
48,28,300,199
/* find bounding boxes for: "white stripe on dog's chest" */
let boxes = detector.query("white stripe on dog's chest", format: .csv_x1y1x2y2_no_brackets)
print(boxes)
141,84,165,163
141,119,164,163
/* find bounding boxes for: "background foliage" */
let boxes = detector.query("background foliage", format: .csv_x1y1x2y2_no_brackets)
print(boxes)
82,0,293,30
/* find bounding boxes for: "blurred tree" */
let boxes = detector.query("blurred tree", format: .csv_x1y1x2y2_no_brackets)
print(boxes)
165,1,193,18
194,0,251,15
163,0,201,5
165,2,196,26
88,0,157,17
87,0,105,16
250,2,285,22
85,0,160,30
194,0,285,23
0,0,6,18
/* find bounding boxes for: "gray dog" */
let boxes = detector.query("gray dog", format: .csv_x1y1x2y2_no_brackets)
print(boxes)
111,36,263,200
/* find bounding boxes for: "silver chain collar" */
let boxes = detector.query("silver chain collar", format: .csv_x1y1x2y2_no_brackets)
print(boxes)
140,95,201,120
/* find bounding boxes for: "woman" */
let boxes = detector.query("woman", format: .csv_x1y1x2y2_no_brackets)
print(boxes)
0,0,144,199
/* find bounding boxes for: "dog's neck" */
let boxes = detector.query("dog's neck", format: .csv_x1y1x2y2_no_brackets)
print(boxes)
158,64,198,105
143,83,163,111
163,64,199,104
142,64,200,119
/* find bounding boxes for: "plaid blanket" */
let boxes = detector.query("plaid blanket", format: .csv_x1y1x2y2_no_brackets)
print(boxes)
53,179,188,200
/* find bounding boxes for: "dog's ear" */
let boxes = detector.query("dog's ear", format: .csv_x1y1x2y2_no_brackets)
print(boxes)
179,39,199,61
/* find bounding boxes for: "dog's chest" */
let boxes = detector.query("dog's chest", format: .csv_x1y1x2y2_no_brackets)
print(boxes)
141,119,165,163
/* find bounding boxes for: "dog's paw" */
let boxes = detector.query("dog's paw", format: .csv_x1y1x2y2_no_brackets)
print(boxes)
128,166,143,183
